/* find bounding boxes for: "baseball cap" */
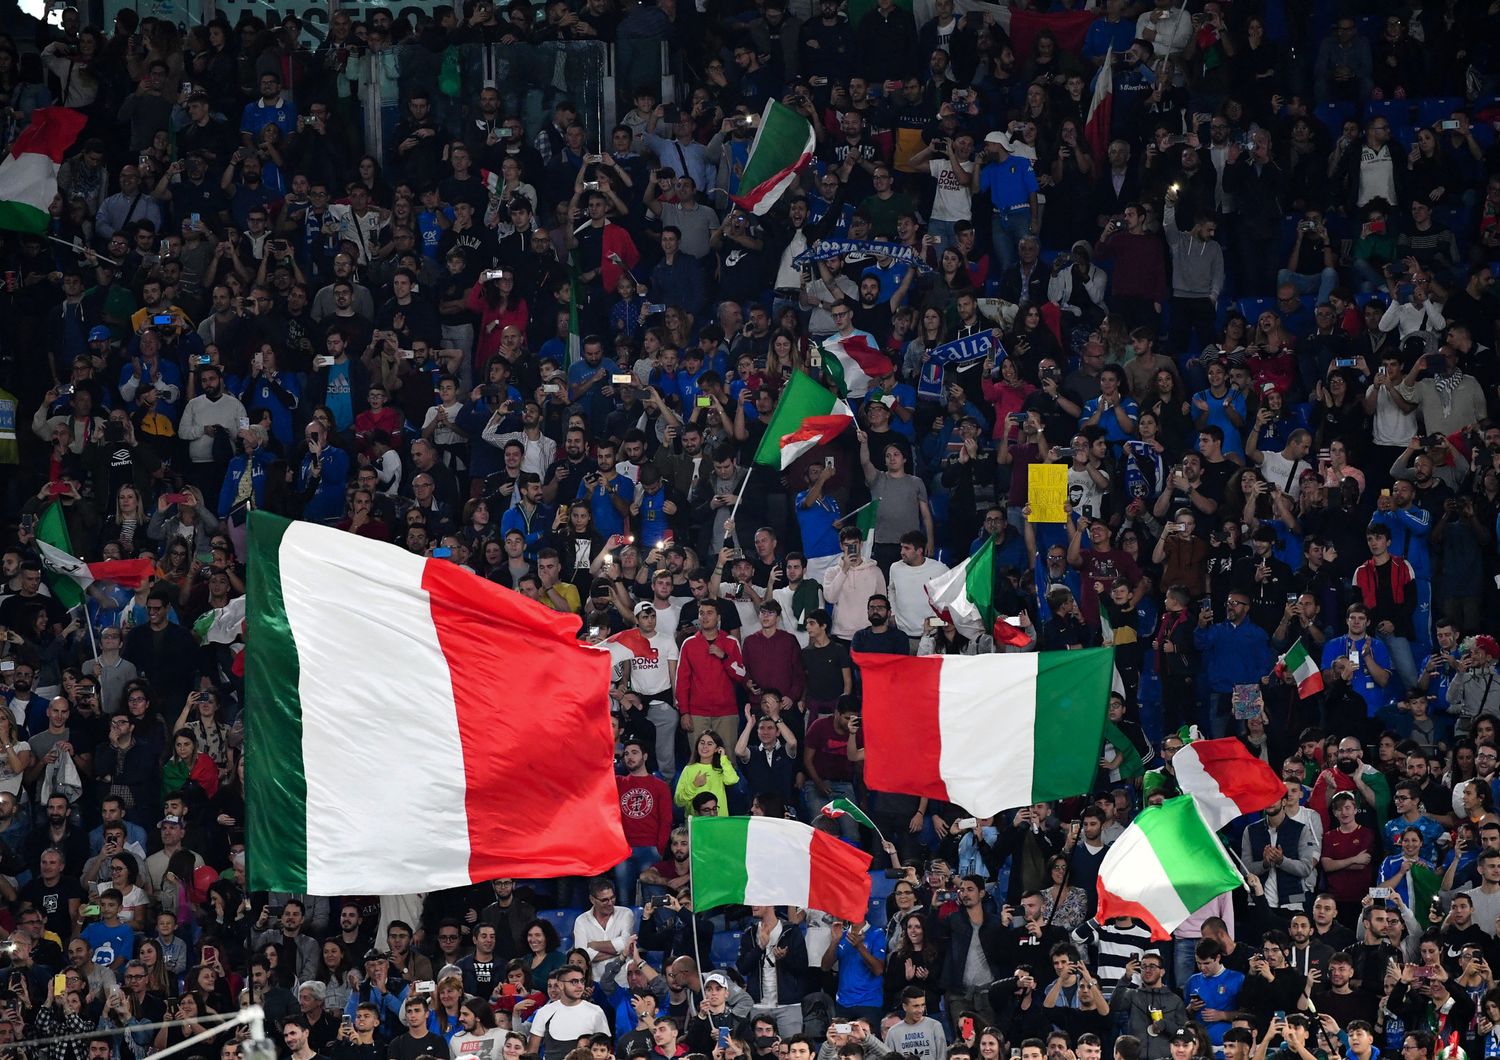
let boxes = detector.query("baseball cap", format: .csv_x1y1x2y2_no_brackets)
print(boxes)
984,131,1009,145
633,601,655,616
363,948,387,962
88,326,111,342
158,815,184,828
1170,1029,1197,1044
703,972,729,989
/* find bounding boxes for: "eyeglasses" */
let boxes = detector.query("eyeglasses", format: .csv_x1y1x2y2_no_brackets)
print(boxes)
437,933,460,941
560,978,585,985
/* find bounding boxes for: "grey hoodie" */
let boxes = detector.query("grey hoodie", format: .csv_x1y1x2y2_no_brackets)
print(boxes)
1163,207,1224,302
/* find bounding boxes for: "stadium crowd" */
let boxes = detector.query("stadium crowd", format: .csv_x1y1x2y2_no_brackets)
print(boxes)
0,2,1499,1060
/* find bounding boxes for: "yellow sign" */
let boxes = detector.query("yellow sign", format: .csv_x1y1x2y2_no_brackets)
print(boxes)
1027,463,1069,523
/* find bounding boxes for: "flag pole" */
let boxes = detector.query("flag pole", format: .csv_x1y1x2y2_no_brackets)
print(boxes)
727,465,754,524
687,817,707,989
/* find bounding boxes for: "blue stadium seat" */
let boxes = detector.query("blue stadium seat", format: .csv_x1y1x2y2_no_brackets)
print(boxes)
1415,96,1464,127
868,870,897,901
1314,102,1356,132
537,908,581,936
710,930,740,968
1237,296,1275,322
1364,99,1413,125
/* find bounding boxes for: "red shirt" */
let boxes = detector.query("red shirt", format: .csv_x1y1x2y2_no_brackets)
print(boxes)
805,716,854,782
1321,825,1375,902
616,773,672,851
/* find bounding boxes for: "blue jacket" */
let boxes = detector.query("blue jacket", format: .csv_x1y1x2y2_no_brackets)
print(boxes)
1370,506,1432,580
217,448,275,517
298,445,351,524
1193,618,1274,693
499,502,553,561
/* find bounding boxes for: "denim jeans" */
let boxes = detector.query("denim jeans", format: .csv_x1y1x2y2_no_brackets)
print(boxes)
1277,266,1340,306
804,780,857,838
989,208,1032,276
612,845,661,906
1379,632,1420,691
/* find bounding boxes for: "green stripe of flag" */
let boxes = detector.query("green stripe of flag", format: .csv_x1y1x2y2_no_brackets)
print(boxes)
35,502,82,609
245,511,308,891
1145,797,1242,912
1034,648,1116,801
964,536,996,629
822,797,876,831
752,371,837,466
690,817,751,909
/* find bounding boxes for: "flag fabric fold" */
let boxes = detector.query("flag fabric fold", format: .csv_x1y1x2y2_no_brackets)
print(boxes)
1280,638,1325,698
924,537,996,639
1096,795,1243,940
855,647,1115,815
731,99,816,216
34,502,83,609
37,539,156,598
820,798,877,831
244,512,629,893
690,815,871,922
752,371,841,467
1171,736,1289,831
0,107,87,233
819,335,894,399
777,400,853,469
1084,47,1115,166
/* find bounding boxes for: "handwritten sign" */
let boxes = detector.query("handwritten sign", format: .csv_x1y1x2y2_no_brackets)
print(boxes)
1027,463,1069,523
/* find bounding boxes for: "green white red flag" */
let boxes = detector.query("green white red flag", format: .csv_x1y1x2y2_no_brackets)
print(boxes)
730,99,815,216
0,108,87,233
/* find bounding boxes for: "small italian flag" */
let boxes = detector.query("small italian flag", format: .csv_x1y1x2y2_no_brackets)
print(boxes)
1281,637,1324,698
35,501,154,609
690,815,871,922
819,334,894,400
0,107,87,233
730,99,815,216
820,797,877,831
1096,795,1243,940
840,498,880,560
752,370,846,467
1171,736,1290,831
481,169,501,196
854,647,1116,816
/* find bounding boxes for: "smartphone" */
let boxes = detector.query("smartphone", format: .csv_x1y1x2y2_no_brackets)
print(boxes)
0,661,13,673
1368,219,1387,235
432,547,453,559
53,972,68,995
82,904,100,917
152,313,174,326
189,213,201,226
1348,650,1360,666
340,1015,354,1032
543,383,561,394
202,944,218,966
1274,1010,1287,1021
196,354,212,366
57,383,75,397
481,268,507,282
833,1025,854,1037
1440,120,1462,131
313,355,335,369
696,396,712,408
1333,358,1356,368
718,1027,732,1050
180,81,193,95
611,373,634,385
414,980,436,994
238,417,251,431
401,349,416,360
824,456,835,469
162,492,189,505
959,1017,975,1039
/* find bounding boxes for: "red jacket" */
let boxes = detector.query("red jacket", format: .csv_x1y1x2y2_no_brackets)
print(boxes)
1354,554,1414,606
676,631,746,718
616,774,672,851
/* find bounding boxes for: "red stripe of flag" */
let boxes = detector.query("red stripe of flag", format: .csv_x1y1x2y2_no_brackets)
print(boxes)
782,413,852,449
853,651,948,803
420,562,629,880
807,830,874,923
1190,738,1288,815
10,107,87,162
90,558,156,589
1095,880,1171,940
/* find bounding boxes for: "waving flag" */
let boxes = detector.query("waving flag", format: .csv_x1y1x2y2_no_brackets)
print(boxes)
0,108,87,233
819,334,893,399
1085,47,1115,164
731,100,815,216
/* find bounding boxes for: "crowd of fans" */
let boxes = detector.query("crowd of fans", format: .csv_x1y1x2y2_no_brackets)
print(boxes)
0,3,1499,1060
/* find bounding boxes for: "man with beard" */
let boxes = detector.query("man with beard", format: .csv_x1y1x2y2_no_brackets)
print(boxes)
178,365,247,500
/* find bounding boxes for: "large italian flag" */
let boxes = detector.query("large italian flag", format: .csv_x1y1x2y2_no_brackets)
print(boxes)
854,647,1115,816
245,512,629,894
0,108,87,233
690,815,871,922
731,99,815,216
1097,795,1242,939
1172,736,1288,831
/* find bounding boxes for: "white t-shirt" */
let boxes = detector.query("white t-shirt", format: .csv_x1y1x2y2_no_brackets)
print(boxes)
1357,145,1398,207
1258,451,1308,498
928,158,974,222
627,629,679,697
1368,382,1419,447
451,1029,510,1060
529,999,609,1054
